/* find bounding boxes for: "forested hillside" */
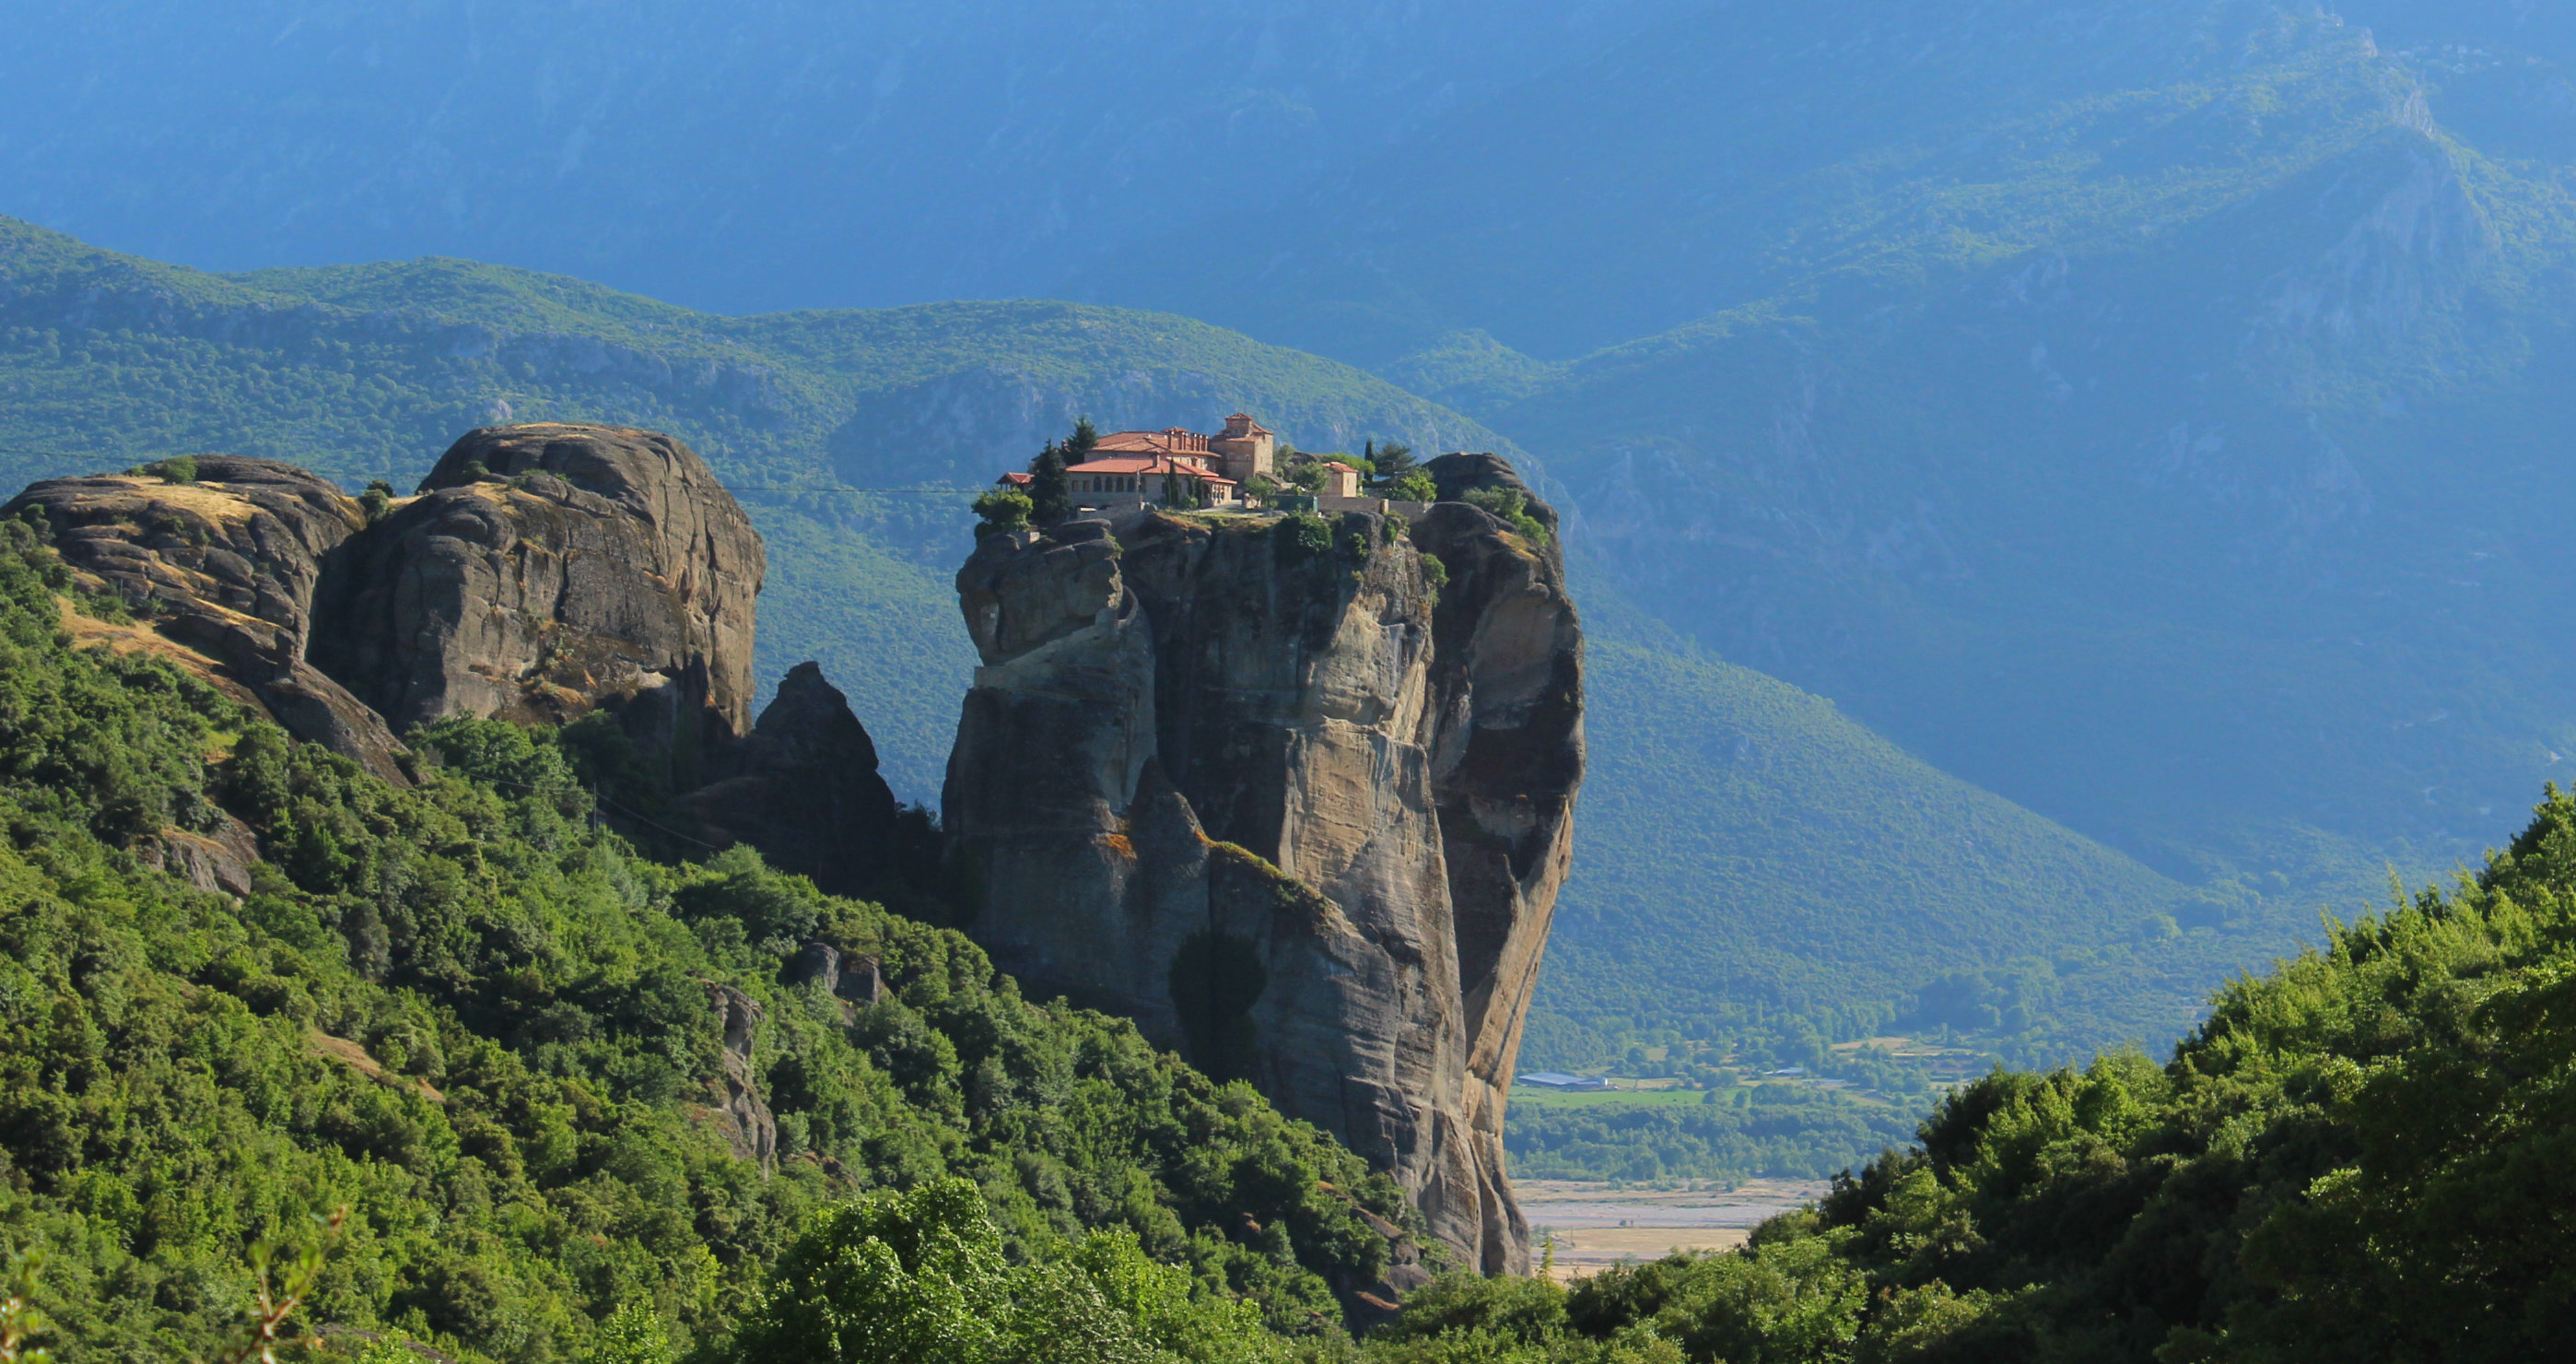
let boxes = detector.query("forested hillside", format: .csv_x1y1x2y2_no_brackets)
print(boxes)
17,464,2559,1358
1367,784,2576,1362
0,513,1419,1359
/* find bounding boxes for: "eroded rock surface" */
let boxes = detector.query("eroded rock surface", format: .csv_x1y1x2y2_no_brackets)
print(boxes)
6,426,770,800
4,456,408,781
944,456,1583,1275
704,984,778,1168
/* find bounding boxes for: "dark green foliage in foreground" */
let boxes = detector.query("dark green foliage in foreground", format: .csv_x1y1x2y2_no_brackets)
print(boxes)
1384,789,2576,1362
729,1177,1291,1364
0,523,1413,1362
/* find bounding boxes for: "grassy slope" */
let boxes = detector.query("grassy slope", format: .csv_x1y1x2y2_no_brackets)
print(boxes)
0,215,2230,1133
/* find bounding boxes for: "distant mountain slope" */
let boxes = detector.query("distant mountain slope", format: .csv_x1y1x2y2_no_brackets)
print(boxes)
0,0,1686,313
1082,0,2576,917
1530,635,2237,1071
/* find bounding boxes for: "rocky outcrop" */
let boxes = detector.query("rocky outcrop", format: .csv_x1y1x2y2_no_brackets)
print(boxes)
671,662,904,900
4,456,409,781
5,426,767,797
944,455,1582,1275
141,812,263,899
6,425,883,1188
781,940,884,1006
313,424,764,788
704,984,778,1168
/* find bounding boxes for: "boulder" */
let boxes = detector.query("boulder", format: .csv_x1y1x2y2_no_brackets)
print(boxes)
141,812,263,899
312,423,763,788
703,983,777,1168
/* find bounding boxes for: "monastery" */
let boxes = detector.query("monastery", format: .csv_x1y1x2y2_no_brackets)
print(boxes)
1000,414,1362,512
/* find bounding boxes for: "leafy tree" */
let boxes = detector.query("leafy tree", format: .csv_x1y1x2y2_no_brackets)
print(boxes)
1274,512,1332,559
1385,472,1436,503
729,1179,1289,1364
1063,417,1100,464
727,1181,1013,1364
1363,443,1417,492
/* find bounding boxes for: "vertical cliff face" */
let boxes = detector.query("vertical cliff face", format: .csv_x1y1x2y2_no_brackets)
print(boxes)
944,455,1582,1275
314,424,764,784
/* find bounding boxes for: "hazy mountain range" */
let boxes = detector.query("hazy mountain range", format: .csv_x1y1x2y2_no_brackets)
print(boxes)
10,0,2576,1076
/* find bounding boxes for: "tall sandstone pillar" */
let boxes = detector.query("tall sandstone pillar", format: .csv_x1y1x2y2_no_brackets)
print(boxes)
944,454,1582,1275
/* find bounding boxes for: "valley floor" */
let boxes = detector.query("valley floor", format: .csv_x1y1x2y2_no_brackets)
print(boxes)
1518,1178,1829,1283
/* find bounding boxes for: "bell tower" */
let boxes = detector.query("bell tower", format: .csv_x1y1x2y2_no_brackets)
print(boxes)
1211,413,1275,484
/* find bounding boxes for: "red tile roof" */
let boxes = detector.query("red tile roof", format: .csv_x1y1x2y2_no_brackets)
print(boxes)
1092,428,1214,456
1067,454,1235,486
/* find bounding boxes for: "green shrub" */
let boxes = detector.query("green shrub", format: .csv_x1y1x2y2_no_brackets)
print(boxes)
728,1179,1289,1364
1460,487,1549,546
1417,553,1447,597
971,488,1033,539
1385,472,1436,503
1275,512,1332,559
123,453,198,483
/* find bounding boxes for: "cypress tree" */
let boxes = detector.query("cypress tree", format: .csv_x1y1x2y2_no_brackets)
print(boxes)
1064,417,1099,464
1027,440,1072,524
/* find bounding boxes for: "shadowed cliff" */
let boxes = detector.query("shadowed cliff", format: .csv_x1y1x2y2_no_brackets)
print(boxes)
943,453,1583,1277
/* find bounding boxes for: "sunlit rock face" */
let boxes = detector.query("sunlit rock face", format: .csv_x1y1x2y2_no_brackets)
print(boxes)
6,455,406,781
